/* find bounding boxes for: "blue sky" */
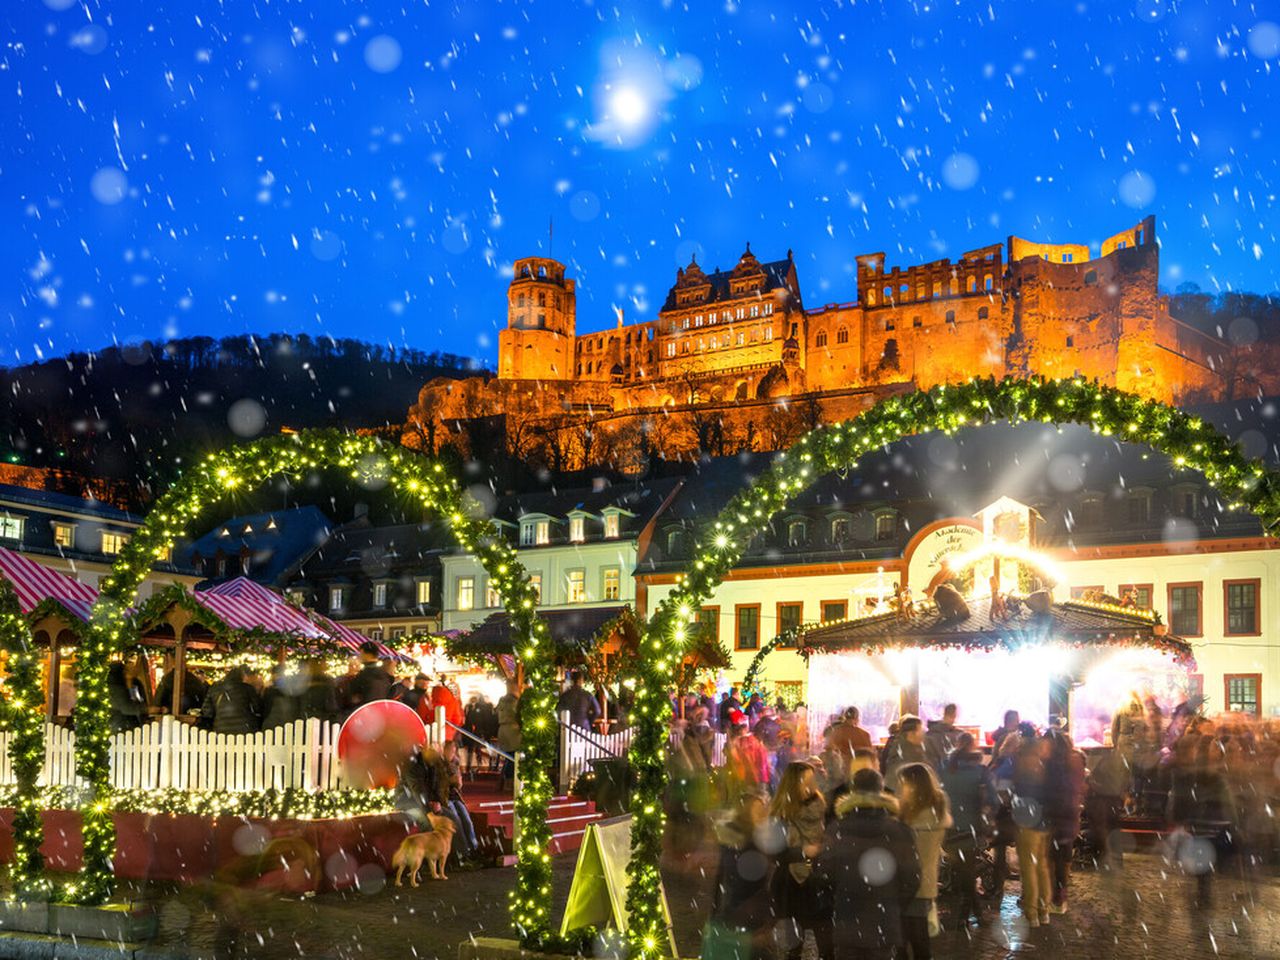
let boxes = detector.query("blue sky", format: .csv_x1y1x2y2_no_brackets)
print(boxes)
3,0,1279,368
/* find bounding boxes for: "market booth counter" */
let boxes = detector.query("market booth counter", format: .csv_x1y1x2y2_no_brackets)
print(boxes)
800,593,1195,748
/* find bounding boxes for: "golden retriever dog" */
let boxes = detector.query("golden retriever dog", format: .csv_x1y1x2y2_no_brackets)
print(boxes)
391,814,457,886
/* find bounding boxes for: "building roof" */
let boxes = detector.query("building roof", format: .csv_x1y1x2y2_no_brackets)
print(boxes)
185,506,332,584
0,483,139,522
290,520,451,579
452,604,629,658
800,595,1194,666
661,253,798,313
494,478,681,540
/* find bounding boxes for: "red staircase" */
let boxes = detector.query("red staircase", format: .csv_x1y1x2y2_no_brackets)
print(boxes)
462,771,606,864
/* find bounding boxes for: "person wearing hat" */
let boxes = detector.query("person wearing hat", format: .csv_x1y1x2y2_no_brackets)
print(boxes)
726,710,770,800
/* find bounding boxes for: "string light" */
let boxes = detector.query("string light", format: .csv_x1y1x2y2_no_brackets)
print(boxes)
621,375,1280,959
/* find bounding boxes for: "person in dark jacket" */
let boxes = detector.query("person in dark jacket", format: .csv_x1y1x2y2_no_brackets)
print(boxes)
883,716,929,794
709,787,776,960
718,687,743,732
924,703,960,770
815,767,921,960
402,674,431,713
555,670,601,731
345,642,393,711
153,653,208,716
261,665,302,730
107,660,148,733
200,666,263,734
1043,731,1086,914
297,661,338,721
940,733,992,926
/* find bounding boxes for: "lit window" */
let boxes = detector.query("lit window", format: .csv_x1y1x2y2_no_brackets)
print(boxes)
457,577,475,611
0,516,24,541
787,520,808,547
750,305,759,318
373,582,388,607
567,570,587,603
535,520,550,545
529,574,542,602
216,557,227,577
569,517,585,543
764,327,773,341
666,342,676,357
52,523,75,549
101,531,128,555
763,303,773,315
875,514,896,541
416,580,432,605
1226,675,1260,716
390,627,405,640
329,586,346,611
604,513,620,539
831,517,850,542
368,628,383,641
486,581,502,608
603,567,620,601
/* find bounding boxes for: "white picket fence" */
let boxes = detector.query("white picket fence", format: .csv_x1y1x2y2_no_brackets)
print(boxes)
558,711,635,790
667,726,728,768
0,710,450,793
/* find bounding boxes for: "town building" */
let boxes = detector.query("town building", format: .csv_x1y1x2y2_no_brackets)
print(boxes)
185,506,332,585
0,483,198,598
406,216,1238,469
635,409,1280,723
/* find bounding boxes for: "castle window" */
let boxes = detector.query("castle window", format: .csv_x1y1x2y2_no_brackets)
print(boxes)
698,339,705,351
1063,253,1073,263
1066,335,1074,347
723,310,733,322
737,332,745,345
932,282,942,297
977,307,989,319
750,305,759,317
831,517,850,542
537,313,546,326
764,327,773,340
682,341,690,353
694,315,703,327
815,331,828,348
883,285,893,301
538,265,546,277
1137,227,1145,245
538,292,546,307
1084,270,1098,286
666,342,676,357
1117,240,1128,250
517,293,526,308
682,317,690,330
913,316,922,327
763,303,773,315
836,327,849,345
736,307,745,320
967,277,977,293
884,318,895,331
866,289,877,306
984,275,993,292
945,310,956,324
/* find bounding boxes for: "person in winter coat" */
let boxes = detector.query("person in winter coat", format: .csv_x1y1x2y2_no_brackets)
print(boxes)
770,762,831,960
1011,736,1052,927
107,660,148,733
555,670,601,731
496,679,523,791
402,674,431,713
298,661,339,721
924,704,960,771
708,787,776,960
200,666,263,735
939,734,992,926
261,666,302,730
726,712,771,799
718,688,743,732
883,716,929,794
424,676,464,737
895,762,953,957
1043,731,1087,913
346,642,393,711
815,767,921,960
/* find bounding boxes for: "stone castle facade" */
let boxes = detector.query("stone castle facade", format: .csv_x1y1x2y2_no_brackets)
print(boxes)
404,216,1229,469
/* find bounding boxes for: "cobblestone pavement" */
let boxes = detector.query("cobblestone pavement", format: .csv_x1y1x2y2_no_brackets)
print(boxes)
140,852,1280,960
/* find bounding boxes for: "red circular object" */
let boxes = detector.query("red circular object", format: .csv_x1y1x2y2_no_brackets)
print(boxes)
337,700,427,789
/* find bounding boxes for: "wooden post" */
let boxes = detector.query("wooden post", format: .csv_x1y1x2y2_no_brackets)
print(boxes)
45,643,62,720
173,635,187,717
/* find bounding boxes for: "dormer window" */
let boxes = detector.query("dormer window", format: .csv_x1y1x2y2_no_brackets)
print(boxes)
787,520,808,547
242,524,254,535
604,513,621,539
1127,491,1151,524
520,519,551,546
667,529,688,555
329,586,346,611
266,517,278,530
373,582,388,607
874,512,896,541
831,517,850,542
569,516,585,543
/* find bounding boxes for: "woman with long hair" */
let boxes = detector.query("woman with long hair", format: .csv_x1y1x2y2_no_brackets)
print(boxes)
895,762,953,958
770,762,831,959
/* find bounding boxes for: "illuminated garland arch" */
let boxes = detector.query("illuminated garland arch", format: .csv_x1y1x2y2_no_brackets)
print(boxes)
740,626,804,694
623,376,1280,958
0,579,48,895
73,431,559,944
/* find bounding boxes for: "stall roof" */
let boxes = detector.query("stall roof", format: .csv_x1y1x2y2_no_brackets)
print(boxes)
200,577,333,641
800,595,1194,666
454,605,630,657
0,545,98,620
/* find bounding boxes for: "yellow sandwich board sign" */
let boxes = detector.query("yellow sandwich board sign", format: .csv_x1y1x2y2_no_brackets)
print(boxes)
560,814,677,956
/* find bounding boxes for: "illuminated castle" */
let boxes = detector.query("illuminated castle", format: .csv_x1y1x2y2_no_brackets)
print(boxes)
406,216,1232,467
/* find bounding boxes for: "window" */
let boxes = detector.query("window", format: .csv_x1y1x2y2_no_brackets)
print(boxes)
694,606,720,644
787,520,808,547
977,307,989,320
1063,253,1074,263
534,520,550,545
763,303,772,315
1127,493,1149,524
529,573,542,602
735,604,761,651
1084,270,1098,286
240,556,251,575
520,522,535,546
665,342,676,358
821,600,848,622
457,577,475,611
416,579,432,605
764,327,773,341
567,570,587,604
836,327,849,345
776,602,803,646
945,310,956,325
1117,240,1128,250
390,627,406,640
967,277,977,293
0,516,23,541
1066,335,1074,348
52,523,75,549
984,275,993,291
912,315,922,328
569,516,585,543
875,513,896,541
1119,583,1154,609
884,318,895,331
368,628,383,642
1168,583,1202,637
1078,496,1104,527
666,529,687,555
486,581,502,608
1224,579,1260,636
329,586,346,611
1225,674,1261,716
1176,490,1198,518
216,557,227,577
815,331,828,348
603,567,620,601
603,513,621,539
373,583,388,607
101,531,128,555
831,517,850,542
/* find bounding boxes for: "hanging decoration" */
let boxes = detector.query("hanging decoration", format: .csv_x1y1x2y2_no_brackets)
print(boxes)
72,431,558,946
0,578,49,896
623,375,1280,958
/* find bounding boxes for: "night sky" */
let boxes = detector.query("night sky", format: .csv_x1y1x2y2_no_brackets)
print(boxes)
4,0,1279,368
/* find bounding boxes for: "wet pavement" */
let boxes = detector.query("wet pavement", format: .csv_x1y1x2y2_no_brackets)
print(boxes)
132,851,1280,960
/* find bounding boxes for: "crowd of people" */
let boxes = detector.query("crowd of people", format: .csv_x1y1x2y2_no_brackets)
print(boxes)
669,690,1280,960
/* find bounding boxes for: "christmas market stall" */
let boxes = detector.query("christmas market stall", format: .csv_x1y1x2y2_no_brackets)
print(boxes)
799,592,1195,749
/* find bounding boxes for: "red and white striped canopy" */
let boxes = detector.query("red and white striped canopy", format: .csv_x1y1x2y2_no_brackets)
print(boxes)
200,577,330,641
0,546,99,621
307,609,410,663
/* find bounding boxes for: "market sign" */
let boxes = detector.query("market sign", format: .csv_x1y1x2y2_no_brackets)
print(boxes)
905,520,984,595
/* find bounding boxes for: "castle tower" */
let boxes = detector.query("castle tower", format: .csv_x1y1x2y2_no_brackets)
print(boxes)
498,256,577,381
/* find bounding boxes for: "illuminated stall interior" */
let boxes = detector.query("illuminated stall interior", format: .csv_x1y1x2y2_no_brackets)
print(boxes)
802,594,1194,748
